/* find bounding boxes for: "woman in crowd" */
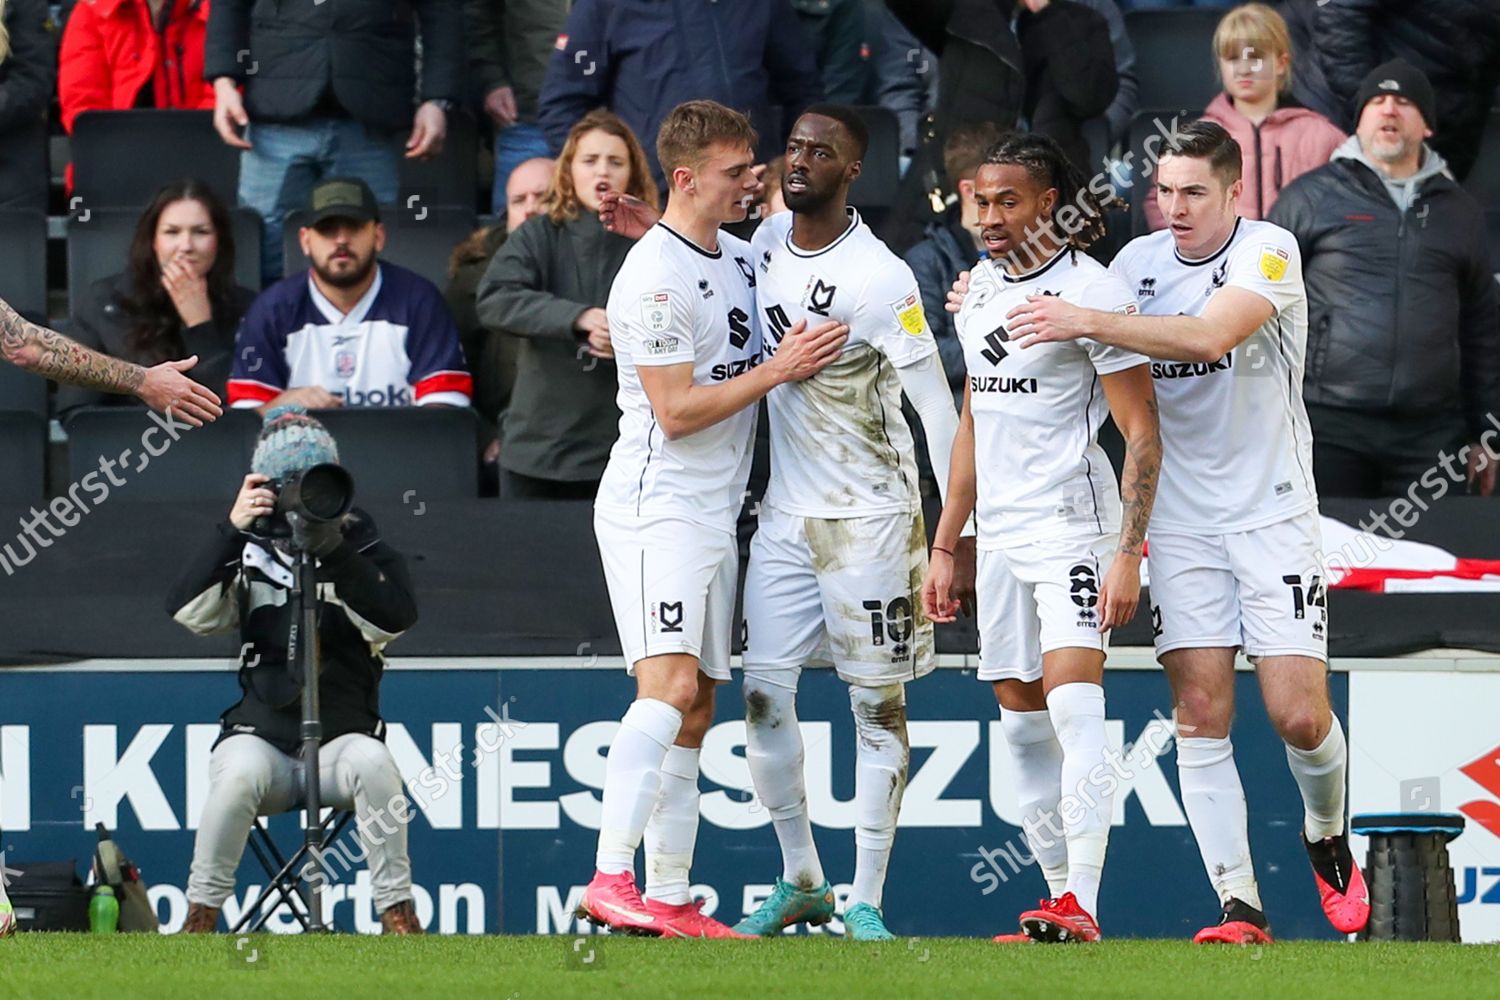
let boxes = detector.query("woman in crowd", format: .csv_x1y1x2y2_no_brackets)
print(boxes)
60,179,257,415
1146,2,1344,228
476,109,658,500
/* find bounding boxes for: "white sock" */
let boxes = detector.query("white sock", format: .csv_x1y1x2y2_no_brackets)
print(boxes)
743,668,825,889
595,698,683,875
1000,707,1070,898
1046,682,1113,917
1177,735,1261,910
848,683,909,910
1285,716,1347,842
644,745,701,905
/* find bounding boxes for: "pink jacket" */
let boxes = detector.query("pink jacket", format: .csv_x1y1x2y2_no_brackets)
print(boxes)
1145,92,1345,231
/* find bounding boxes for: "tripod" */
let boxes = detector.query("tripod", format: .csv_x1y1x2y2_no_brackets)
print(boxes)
288,542,329,932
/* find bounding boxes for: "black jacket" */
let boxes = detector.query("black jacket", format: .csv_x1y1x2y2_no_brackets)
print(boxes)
1014,0,1117,176
203,0,465,131
1268,150,1500,439
903,210,977,404
166,510,418,755
1298,0,1500,181
475,211,628,483
888,0,1023,142
462,0,568,120
0,0,54,211
59,273,257,416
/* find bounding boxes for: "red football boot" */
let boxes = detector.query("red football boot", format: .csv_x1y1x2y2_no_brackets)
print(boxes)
1193,897,1275,945
1305,832,1371,934
1018,892,1102,943
577,870,666,936
646,898,756,939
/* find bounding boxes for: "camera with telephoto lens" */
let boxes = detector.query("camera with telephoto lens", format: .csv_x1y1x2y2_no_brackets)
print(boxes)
252,463,356,540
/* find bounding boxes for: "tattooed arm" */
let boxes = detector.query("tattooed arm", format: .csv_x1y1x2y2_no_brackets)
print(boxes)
1097,363,1162,630
1,298,224,425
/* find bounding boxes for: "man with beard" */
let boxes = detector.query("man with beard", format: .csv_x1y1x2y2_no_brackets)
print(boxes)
227,178,472,413
734,104,970,941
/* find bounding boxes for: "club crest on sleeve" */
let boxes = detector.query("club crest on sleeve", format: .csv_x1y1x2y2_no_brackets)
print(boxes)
891,291,927,336
641,291,673,332
1259,244,1289,282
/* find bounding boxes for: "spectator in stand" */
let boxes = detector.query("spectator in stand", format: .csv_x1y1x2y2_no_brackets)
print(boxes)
537,0,823,191
860,1,935,169
792,0,868,104
1289,0,1500,183
463,0,566,216
60,180,257,417
903,121,1003,407
760,156,790,218
475,110,657,500
1071,0,1137,152
445,155,554,490
1144,3,1343,231
0,0,52,211
1269,61,1500,499
228,177,471,415
59,0,214,164
204,0,465,286
1012,0,1118,177
1114,0,1233,8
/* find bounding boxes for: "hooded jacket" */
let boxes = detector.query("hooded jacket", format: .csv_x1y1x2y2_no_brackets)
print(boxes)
1267,137,1500,438
1146,93,1346,231
166,510,418,754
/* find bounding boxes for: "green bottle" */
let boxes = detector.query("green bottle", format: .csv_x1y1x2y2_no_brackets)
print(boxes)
89,885,119,933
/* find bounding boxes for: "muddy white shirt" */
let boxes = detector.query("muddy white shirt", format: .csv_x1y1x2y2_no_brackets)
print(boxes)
595,223,762,534
751,209,940,517
956,250,1147,548
1110,218,1317,535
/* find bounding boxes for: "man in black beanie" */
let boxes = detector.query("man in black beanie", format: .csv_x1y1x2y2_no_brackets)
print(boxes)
1269,59,1500,499
166,406,424,934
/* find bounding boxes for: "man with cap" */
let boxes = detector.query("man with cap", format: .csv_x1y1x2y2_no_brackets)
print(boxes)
1270,59,1500,498
227,177,473,415
168,406,424,934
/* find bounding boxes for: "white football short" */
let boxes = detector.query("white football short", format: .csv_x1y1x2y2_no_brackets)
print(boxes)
1147,509,1327,661
742,506,934,686
976,532,1118,683
593,509,737,680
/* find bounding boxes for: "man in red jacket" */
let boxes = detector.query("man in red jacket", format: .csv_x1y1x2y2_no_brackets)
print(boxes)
59,0,215,143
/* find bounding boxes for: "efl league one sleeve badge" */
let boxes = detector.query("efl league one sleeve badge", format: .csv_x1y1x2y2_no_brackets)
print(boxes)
892,291,928,337
1259,244,1290,282
641,291,673,332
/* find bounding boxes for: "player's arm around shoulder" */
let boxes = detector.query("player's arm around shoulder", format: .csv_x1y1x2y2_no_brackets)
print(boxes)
1197,224,1301,358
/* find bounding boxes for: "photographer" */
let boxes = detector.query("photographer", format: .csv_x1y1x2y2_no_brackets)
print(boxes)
166,407,422,935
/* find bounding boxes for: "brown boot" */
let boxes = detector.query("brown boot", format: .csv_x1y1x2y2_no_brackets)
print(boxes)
379,899,424,935
180,903,220,934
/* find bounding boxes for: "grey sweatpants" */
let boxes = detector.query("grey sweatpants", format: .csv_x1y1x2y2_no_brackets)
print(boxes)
187,732,413,914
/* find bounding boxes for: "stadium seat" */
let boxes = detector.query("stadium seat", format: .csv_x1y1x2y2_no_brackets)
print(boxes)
398,111,481,211
280,207,478,289
63,406,261,502
1125,8,1224,113
849,106,902,210
1464,110,1500,210
302,407,480,502
67,208,263,320
1124,109,1202,236
70,110,240,210
0,209,50,417
0,412,46,506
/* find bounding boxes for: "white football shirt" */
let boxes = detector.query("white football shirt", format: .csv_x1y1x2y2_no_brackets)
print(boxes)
956,249,1147,549
750,209,939,517
595,223,762,534
1109,218,1316,534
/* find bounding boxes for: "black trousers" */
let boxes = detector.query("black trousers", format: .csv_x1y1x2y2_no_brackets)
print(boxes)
1308,404,1469,499
498,468,599,500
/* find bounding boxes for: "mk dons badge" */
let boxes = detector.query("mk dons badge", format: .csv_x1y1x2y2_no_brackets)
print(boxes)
1259,244,1290,282
891,291,928,336
640,291,673,332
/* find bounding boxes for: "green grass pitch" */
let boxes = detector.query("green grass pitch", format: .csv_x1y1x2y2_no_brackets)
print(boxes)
6,935,1499,999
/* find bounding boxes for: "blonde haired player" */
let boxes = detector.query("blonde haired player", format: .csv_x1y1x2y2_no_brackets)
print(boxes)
579,100,847,938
